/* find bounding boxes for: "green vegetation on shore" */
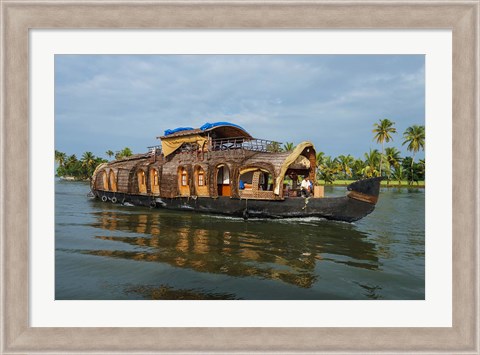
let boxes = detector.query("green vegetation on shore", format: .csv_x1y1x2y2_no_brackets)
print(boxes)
310,120,424,186
318,180,425,188
55,148,133,180
268,120,425,186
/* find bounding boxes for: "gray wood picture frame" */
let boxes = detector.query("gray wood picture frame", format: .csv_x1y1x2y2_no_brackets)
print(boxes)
1,1,478,353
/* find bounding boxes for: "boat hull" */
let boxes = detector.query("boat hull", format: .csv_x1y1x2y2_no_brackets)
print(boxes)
92,190,376,222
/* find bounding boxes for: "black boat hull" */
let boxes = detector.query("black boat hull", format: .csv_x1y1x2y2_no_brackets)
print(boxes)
92,191,377,223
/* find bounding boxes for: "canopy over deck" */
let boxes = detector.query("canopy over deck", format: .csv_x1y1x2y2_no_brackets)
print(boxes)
158,122,252,140
158,122,253,156
274,141,316,195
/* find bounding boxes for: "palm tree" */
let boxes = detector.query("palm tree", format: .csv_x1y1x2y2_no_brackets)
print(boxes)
351,158,366,180
392,165,405,187
121,147,133,157
115,147,134,160
283,142,295,152
418,159,425,181
372,119,397,176
384,147,402,185
315,152,325,167
81,151,96,178
385,147,402,168
55,150,67,167
320,156,339,184
315,152,325,181
105,150,114,159
337,154,354,179
63,154,79,177
266,142,282,153
402,125,425,184
66,154,78,165
363,149,381,178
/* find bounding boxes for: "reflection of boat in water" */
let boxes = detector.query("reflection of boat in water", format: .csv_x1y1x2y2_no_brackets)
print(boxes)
90,122,382,222
86,209,379,289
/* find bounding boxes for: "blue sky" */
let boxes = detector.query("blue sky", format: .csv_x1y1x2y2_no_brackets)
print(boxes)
55,55,424,159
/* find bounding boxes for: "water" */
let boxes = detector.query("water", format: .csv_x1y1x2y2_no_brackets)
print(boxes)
55,179,425,300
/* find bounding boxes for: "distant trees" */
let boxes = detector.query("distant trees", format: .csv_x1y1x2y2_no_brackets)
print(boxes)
55,150,107,180
55,150,67,167
81,152,97,176
362,149,381,178
268,142,295,153
115,147,133,160
267,142,282,153
384,147,402,170
318,156,339,184
337,154,354,179
402,125,425,184
55,147,135,180
384,147,402,184
392,165,405,186
315,152,325,167
351,158,365,180
314,121,425,185
402,157,425,184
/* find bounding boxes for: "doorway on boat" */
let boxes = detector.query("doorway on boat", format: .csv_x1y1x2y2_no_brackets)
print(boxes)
178,166,190,196
239,168,274,199
137,170,147,194
194,165,209,197
149,168,160,195
101,170,108,190
109,170,117,192
279,144,317,198
216,164,231,196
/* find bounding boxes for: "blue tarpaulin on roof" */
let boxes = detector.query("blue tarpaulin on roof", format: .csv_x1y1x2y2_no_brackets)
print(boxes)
163,127,194,136
164,122,247,136
200,122,246,132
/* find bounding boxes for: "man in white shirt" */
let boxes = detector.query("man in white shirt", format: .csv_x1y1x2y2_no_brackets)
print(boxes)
300,176,311,197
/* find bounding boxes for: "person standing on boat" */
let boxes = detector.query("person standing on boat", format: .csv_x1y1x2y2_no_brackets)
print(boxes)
301,176,311,197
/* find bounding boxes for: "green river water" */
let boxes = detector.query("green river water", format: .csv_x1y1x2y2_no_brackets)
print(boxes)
55,179,425,300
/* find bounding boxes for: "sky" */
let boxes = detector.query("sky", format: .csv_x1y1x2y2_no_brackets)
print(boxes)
55,55,425,160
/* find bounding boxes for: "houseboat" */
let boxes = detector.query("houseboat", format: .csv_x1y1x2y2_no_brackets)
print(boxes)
90,122,382,222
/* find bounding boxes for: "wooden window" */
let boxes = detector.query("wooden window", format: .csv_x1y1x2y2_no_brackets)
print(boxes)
198,172,204,186
153,171,158,185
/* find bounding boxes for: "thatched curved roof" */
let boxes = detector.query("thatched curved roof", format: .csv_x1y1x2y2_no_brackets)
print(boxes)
157,122,252,140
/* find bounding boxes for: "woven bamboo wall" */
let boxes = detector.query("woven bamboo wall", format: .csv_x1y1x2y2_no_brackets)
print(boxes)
116,168,132,193
94,171,107,190
94,147,313,201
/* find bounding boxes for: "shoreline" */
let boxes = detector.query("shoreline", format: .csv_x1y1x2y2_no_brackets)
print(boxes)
318,180,425,188
58,176,90,182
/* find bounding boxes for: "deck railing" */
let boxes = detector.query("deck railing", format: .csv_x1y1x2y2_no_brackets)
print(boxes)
148,138,283,157
211,137,282,153
147,145,162,155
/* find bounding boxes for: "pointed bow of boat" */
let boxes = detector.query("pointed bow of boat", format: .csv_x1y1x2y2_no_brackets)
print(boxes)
346,177,383,205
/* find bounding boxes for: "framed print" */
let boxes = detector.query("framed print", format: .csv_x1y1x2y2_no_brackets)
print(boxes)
1,1,478,353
